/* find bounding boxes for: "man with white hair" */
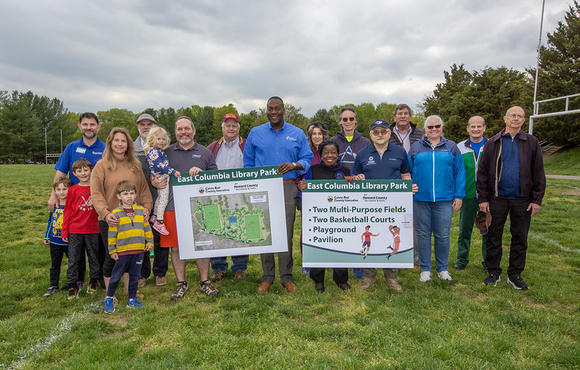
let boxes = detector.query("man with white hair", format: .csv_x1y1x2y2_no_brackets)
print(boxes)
206,113,249,281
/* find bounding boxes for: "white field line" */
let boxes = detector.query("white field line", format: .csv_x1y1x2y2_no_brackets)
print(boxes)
528,231,580,253
3,303,100,370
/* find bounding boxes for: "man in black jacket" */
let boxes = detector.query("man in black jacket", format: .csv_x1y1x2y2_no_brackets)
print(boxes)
477,106,546,290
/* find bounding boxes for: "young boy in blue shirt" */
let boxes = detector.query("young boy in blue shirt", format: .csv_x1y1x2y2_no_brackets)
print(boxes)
42,176,74,297
102,180,153,313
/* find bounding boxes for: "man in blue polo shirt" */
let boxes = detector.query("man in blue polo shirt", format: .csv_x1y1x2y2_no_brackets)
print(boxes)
47,112,105,289
352,119,412,292
244,96,313,293
49,112,105,205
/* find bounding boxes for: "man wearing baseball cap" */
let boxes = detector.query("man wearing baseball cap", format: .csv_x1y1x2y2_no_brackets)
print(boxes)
134,113,170,288
206,113,249,281
352,119,414,292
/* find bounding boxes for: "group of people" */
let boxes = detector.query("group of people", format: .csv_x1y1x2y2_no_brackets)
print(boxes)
42,97,546,313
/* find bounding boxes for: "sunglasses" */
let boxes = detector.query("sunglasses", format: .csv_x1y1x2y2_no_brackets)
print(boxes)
371,129,390,136
427,124,442,130
341,117,356,122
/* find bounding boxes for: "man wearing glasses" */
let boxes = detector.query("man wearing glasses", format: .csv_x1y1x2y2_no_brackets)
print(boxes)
477,106,546,290
352,119,413,292
331,106,371,170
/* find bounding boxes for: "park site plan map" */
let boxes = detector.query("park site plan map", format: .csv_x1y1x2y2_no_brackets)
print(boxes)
190,191,272,251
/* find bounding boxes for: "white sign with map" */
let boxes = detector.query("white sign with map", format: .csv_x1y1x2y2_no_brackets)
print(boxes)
172,166,288,259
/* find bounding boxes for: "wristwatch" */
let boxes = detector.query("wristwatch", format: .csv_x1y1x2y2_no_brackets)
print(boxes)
292,162,297,168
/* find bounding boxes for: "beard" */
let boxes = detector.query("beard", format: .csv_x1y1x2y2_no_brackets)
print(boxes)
178,136,193,145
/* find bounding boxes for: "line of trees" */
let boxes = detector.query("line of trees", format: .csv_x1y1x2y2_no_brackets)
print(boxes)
0,94,414,164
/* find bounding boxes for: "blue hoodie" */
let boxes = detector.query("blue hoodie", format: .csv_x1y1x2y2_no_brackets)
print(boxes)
408,136,466,202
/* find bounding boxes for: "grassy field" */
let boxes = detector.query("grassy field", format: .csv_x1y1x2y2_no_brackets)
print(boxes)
543,147,580,176
0,160,579,370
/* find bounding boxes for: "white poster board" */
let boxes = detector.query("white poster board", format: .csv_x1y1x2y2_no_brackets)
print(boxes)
173,166,288,259
302,179,414,268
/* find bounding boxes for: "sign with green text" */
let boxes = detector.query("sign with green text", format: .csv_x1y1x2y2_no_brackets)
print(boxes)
302,179,414,268
172,166,288,259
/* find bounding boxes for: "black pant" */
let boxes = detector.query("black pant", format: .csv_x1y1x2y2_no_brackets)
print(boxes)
49,243,68,287
99,220,117,277
485,198,531,277
67,233,100,286
309,268,348,285
140,229,169,279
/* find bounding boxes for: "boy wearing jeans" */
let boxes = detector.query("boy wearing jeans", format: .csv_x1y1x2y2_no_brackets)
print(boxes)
102,180,153,313
62,159,101,300
43,176,73,297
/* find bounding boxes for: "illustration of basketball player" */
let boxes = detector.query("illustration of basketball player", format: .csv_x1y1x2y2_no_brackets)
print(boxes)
386,225,401,260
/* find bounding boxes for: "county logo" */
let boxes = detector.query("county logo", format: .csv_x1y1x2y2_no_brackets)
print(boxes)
327,196,334,202
199,188,205,194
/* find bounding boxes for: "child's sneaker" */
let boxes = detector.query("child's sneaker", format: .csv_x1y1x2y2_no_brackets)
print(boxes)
43,286,58,298
76,280,84,292
87,281,98,294
353,268,364,278
127,298,144,308
67,286,79,300
101,297,115,313
151,220,169,236
149,214,157,224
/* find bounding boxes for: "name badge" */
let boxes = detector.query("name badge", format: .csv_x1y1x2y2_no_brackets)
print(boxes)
76,147,87,154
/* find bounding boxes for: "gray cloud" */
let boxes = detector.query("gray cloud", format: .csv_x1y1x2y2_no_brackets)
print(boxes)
0,0,570,117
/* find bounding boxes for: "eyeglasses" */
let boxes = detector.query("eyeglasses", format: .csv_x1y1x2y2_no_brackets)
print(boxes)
371,129,389,136
427,124,442,130
341,117,356,122
507,114,525,119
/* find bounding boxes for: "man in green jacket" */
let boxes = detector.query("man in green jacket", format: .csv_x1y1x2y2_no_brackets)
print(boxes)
454,116,487,270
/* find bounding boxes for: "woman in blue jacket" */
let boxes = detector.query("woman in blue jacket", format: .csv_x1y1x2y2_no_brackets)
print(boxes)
408,115,465,283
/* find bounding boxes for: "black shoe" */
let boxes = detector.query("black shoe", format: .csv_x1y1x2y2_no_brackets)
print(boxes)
337,282,351,291
453,264,465,270
483,273,501,286
314,283,325,293
507,276,529,290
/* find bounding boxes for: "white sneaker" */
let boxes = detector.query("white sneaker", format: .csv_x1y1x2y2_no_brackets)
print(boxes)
438,271,452,281
419,271,432,282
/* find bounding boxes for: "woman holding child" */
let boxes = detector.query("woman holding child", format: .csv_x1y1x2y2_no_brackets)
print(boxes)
91,127,153,292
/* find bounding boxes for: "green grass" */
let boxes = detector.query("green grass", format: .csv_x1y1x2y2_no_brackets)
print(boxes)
543,147,580,176
0,163,579,369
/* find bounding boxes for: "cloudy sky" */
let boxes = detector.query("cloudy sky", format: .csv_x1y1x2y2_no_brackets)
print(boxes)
0,0,571,117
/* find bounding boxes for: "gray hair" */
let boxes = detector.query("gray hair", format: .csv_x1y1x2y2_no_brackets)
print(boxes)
424,115,444,127
393,104,412,117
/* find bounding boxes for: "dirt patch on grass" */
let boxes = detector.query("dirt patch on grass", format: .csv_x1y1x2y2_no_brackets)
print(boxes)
560,189,580,195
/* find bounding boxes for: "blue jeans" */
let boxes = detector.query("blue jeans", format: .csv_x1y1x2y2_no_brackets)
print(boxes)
107,253,144,299
210,255,249,272
414,201,453,272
